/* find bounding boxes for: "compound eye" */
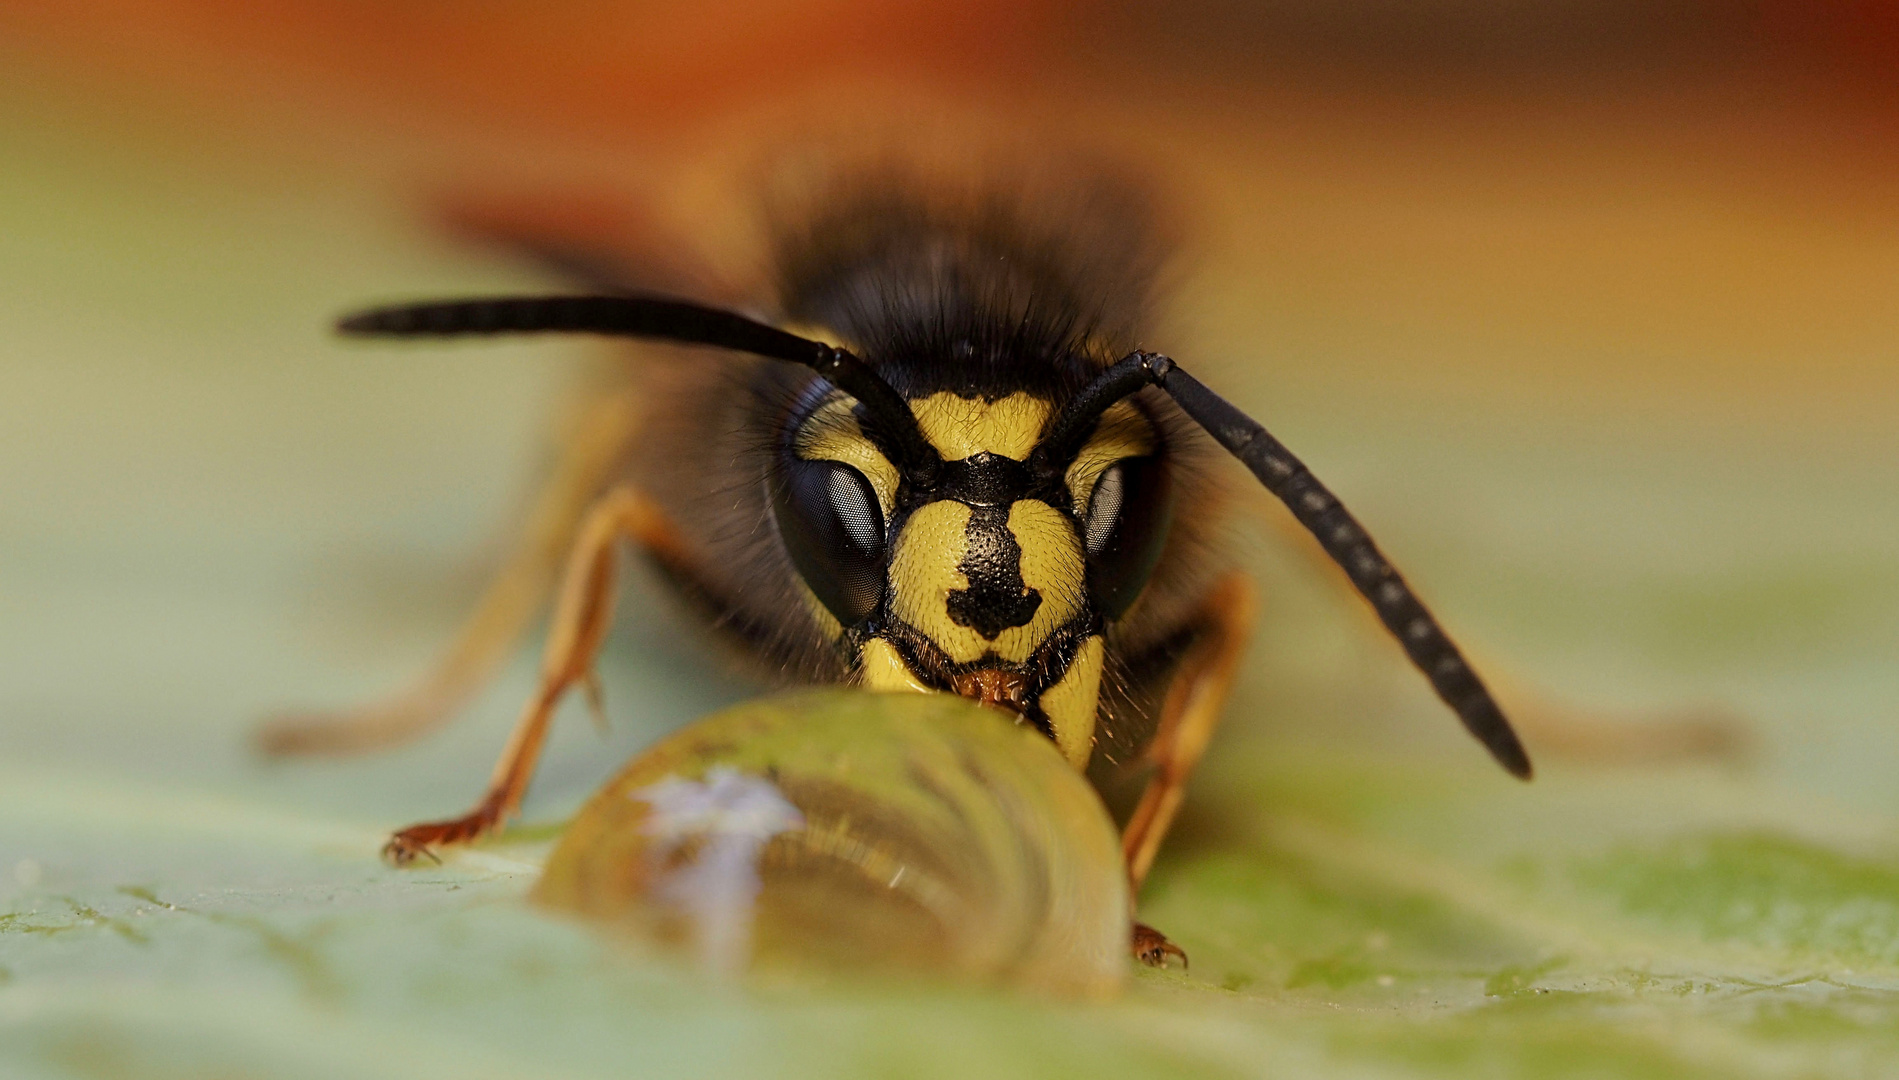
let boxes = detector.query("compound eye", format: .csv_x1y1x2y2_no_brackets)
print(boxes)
1082,456,1173,620
770,458,888,627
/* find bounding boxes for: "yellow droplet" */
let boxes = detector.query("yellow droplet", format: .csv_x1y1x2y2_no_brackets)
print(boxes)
534,689,1128,997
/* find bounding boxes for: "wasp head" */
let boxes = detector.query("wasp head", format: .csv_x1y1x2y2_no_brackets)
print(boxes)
770,383,1174,768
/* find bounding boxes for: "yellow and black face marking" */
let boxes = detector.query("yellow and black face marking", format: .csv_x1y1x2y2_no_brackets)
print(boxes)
771,385,1168,768
337,293,1531,783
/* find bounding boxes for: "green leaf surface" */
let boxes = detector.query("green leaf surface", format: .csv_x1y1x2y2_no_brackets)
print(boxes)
4,81,1898,1080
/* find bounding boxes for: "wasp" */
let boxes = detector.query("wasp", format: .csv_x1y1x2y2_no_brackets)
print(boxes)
263,166,1531,966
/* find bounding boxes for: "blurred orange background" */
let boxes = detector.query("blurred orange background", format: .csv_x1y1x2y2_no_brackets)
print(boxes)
3,0,1895,428
4,13,1898,1072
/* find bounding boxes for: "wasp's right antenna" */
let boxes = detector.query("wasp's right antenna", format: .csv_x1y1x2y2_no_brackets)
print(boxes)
1038,351,1532,779
339,295,943,483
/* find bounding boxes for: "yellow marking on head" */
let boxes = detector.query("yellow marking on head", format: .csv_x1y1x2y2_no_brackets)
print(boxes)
1040,635,1104,769
1064,401,1156,514
886,499,1086,665
887,501,979,661
793,393,901,516
1004,500,1088,659
909,392,1051,461
858,637,934,694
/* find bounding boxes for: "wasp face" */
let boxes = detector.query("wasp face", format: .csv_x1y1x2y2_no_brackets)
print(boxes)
770,385,1174,768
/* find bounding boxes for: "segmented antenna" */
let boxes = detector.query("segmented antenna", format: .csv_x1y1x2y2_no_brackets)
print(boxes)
337,295,942,482
1043,351,1532,779
339,294,1529,777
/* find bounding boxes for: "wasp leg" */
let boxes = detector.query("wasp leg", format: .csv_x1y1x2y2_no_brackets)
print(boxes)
382,487,673,865
1495,676,1751,767
1121,572,1258,967
257,390,639,757
1261,504,1746,770
1131,922,1188,969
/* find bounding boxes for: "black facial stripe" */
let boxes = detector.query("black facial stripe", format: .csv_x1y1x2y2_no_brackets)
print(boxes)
1013,622,1087,737
870,614,1098,706
898,451,1068,511
946,503,1043,640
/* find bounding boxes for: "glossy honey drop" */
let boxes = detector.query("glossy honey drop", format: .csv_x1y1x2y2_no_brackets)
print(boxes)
533,689,1128,995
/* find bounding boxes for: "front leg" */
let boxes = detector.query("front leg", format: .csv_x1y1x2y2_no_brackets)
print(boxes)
383,487,675,865
1120,572,1257,966
260,387,640,758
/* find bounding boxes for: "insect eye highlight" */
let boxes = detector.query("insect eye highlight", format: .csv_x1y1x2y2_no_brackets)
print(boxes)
771,458,888,628
1082,456,1173,620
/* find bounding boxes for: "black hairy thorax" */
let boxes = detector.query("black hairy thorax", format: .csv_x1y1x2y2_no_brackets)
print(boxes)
770,180,1162,401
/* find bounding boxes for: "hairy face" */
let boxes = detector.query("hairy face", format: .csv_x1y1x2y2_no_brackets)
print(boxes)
769,388,1167,769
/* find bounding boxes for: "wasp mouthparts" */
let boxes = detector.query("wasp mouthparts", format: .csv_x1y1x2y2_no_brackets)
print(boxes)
951,668,1032,715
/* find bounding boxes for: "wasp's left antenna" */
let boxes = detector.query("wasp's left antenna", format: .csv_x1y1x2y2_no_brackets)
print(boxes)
1040,351,1532,780
338,295,942,482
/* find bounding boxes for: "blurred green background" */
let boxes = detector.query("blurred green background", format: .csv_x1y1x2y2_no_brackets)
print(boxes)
2,2,1897,1077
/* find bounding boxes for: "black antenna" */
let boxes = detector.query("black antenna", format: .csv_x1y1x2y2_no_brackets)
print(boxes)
337,295,942,482
1042,351,1532,779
